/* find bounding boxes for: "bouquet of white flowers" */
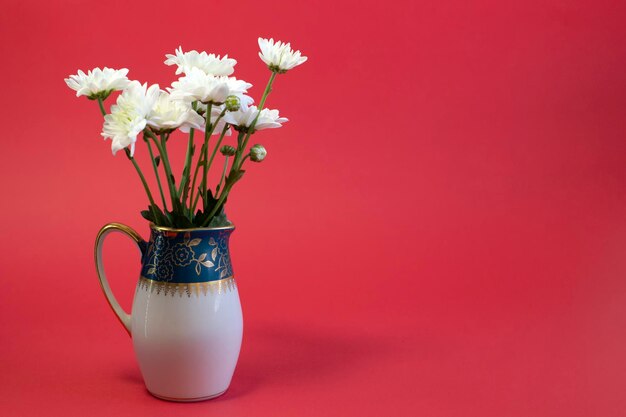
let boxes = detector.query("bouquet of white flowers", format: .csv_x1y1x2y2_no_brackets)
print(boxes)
66,38,307,228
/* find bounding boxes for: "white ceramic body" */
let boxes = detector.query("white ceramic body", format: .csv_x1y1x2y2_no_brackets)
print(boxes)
130,279,243,401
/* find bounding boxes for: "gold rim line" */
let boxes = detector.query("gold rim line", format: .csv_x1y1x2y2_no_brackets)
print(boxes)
96,223,144,245
140,275,234,283
149,223,235,233
137,276,237,297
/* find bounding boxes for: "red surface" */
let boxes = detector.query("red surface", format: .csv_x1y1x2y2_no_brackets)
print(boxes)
1,0,626,415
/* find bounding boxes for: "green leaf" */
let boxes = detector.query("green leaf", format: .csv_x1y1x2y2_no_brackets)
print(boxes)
154,155,160,167
154,205,169,226
140,210,155,223
169,210,193,229
200,189,219,214
208,207,232,228
226,169,245,184
208,213,230,227
142,205,172,227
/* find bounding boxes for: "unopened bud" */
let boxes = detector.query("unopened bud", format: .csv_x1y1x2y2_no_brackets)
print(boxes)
224,95,241,112
249,144,267,162
220,145,236,156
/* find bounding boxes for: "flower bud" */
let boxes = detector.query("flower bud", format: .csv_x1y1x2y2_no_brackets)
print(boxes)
220,145,236,156
249,144,267,162
224,95,241,112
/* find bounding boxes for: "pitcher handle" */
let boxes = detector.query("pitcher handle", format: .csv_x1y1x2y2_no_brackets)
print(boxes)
94,222,146,336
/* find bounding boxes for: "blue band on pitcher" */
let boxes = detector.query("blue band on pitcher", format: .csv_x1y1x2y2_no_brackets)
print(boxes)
140,228,234,283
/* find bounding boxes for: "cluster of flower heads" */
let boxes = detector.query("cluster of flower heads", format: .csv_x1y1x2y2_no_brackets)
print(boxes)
65,38,306,158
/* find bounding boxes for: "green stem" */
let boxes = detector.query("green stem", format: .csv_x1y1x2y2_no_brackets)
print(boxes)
230,131,247,177
189,143,206,215
198,131,244,227
144,134,168,211
191,179,202,211
124,148,159,221
191,123,229,213
201,102,213,205
145,129,178,211
202,176,235,226
216,156,229,195
161,134,178,209
235,72,277,172
97,98,106,116
179,102,198,202
206,124,229,180
250,71,277,131
179,128,195,210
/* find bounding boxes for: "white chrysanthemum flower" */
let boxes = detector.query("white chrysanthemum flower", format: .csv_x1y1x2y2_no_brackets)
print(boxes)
164,46,237,76
169,68,252,105
101,81,160,156
147,92,205,134
222,105,288,132
65,67,130,99
258,38,307,73
169,68,229,104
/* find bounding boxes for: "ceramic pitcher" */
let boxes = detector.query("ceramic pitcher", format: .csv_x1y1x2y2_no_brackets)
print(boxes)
94,222,243,401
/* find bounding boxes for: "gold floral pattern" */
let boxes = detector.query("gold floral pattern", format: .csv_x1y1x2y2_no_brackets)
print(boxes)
143,230,231,282
137,276,236,297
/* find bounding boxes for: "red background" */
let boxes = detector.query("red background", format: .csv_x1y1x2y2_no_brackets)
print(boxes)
1,0,625,415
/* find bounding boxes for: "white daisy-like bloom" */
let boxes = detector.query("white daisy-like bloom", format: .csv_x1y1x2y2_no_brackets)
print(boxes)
65,67,130,99
101,81,160,156
169,68,252,105
164,46,237,76
258,38,307,73
222,105,288,132
169,68,230,104
147,91,205,133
